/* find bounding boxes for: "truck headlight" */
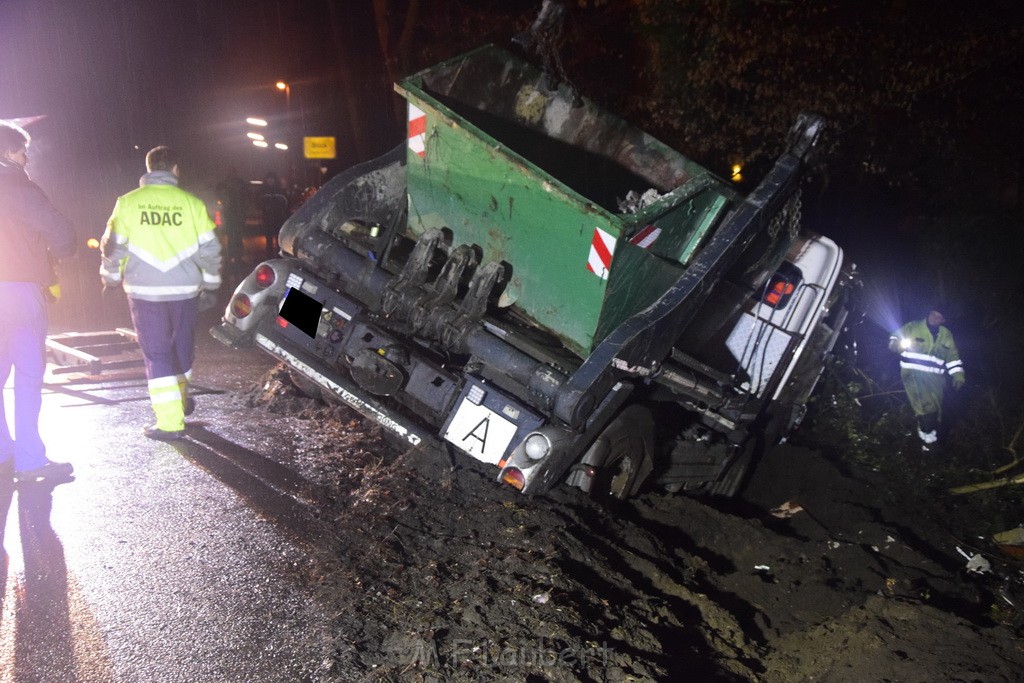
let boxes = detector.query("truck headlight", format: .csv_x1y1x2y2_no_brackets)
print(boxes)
523,433,551,460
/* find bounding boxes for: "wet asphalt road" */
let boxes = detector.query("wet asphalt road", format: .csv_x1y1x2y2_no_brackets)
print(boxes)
1,317,335,682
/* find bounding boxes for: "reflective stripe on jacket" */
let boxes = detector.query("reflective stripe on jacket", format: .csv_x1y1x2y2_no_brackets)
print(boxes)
100,173,221,302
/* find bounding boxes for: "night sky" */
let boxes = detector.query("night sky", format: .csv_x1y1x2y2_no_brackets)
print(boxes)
1,0,405,238
3,0,1023,368
7,1,1015,242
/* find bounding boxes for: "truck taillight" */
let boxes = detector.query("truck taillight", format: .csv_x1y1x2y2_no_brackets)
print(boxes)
230,293,253,318
762,263,802,309
501,468,525,491
764,279,795,307
254,264,276,288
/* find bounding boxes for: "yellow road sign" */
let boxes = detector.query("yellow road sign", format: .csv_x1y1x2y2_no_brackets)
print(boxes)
303,136,336,159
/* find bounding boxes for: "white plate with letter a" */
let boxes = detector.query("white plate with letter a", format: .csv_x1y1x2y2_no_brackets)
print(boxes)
444,398,517,465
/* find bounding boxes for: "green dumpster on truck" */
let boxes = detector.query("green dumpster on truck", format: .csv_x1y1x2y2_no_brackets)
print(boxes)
397,45,734,357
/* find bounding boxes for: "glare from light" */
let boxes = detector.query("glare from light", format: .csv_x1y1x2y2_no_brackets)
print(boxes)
900,338,912,350
86,238,100,249
276,81,288,91
524,433,550,460
862,278,906,338
246,117,268,127
274,142,288,151
252,140,269,148
731,163,743,183
246,132,265,141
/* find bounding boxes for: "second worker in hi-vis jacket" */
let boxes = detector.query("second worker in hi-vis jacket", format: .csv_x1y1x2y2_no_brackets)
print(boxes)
100,145,221,441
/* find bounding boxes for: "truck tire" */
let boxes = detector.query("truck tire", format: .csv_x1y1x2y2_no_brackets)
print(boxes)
707,438,757,498
708,414,785,498
586,405,655,500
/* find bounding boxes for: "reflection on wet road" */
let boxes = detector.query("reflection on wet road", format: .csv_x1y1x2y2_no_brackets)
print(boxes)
1,341,332,682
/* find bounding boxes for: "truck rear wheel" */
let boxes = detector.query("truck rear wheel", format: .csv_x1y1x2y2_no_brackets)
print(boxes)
707,438,757,498
708,414,785,498
586,405,655,500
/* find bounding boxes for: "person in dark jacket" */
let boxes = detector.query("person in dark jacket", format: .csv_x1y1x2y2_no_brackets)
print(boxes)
0,120,77,489
257,172,289,257
215,167,249,267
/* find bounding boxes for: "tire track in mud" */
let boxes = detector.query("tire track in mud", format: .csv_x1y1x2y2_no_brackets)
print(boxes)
247,367,1024,682
546,498,765,682
307,450,766,682
251,368,761,680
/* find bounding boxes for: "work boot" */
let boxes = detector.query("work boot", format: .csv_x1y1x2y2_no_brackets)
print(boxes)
184,396,196,417
143,424,186,442
14,460,75,485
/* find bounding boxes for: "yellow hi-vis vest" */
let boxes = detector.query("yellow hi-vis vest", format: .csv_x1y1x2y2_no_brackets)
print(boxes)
100,177,221,302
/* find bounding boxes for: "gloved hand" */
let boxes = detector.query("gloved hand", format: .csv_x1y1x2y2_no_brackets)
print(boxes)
198,290,219,312
952,373,965,391
101,280,122,298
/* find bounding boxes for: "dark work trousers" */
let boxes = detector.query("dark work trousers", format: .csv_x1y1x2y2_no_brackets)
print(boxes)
128,296,199,431
0,282,49,472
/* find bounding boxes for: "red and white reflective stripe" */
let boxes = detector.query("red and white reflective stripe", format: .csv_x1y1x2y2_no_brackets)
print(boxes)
408,104,427,157
587,227,616,280
629,224,661,249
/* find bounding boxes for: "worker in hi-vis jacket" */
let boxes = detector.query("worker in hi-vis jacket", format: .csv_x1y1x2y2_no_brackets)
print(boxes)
100,146,221,441
889,306,965,451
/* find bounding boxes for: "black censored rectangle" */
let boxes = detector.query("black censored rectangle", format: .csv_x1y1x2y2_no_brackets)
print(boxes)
279,287,323,338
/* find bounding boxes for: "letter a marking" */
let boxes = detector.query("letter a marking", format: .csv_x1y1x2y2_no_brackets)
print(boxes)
464,416,490,454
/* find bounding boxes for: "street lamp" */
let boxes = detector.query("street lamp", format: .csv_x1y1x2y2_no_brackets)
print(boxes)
275,81,292,129
275,80,297,181
246,117,268,127
276,81,291,111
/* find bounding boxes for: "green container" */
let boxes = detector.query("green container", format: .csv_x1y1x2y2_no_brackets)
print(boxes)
396,45,736,357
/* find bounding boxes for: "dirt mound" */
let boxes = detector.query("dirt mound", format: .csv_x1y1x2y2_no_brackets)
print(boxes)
250,366,1024,681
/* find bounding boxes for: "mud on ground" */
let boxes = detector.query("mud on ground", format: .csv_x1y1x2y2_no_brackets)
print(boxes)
247,366,1024,682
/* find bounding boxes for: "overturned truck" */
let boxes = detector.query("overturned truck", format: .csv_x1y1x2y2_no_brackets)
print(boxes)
213,45,855,499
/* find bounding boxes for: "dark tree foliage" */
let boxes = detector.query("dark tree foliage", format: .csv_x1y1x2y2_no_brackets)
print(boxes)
392,1,1022,200
377,1,1024,469
618,2,1023,187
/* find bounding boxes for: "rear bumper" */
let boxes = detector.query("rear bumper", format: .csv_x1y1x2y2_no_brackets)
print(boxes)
210,321,253,349
252,329,437,451
213,260,572,492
